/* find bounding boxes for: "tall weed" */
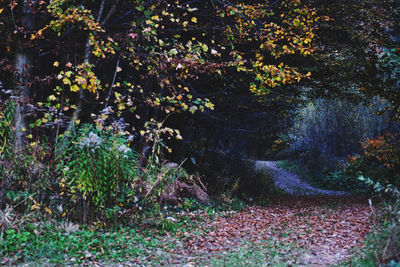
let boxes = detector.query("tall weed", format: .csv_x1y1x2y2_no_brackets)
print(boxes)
56,124,138,221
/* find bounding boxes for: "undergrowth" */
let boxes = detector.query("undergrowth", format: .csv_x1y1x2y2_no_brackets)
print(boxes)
0,208,209,265
345,200,400,266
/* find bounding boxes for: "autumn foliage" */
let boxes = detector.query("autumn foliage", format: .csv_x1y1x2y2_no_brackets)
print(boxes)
347,134,400,188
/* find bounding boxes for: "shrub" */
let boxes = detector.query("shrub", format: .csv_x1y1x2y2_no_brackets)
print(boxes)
0,101,15,206
0,101,15,161
320,133,400,192
56,124,138,221
347,134,400,189
320,169,367,192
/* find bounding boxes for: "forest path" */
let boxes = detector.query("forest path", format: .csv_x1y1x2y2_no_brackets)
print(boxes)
175,196,373,266
167,162,373,266
254,160,348,196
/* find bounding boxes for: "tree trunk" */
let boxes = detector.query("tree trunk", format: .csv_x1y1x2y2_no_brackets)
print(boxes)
14,0,37,153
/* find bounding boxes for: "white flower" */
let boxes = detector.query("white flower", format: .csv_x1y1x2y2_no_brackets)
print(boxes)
79,132,102,150
167,216,177,222
118,144,131,154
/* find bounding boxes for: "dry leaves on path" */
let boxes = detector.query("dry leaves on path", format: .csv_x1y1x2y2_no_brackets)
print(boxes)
179,196,374,266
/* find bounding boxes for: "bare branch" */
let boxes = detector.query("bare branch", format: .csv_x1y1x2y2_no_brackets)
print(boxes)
101,0,120,27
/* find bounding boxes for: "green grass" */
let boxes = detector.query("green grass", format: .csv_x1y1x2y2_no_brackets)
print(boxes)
0,212,204,265
0,195,255,266
1,224,163,265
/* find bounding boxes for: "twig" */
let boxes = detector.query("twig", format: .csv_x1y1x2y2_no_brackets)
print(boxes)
97,0,107,23
382,235,391,261
105,54,121,107
193,175,207,192
144,170,168,198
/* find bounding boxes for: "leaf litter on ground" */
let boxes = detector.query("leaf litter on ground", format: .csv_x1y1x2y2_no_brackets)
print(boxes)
167,195,375,266
1,196,375,266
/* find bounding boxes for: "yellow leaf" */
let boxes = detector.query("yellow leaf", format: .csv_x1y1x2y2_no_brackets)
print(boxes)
191,17,198,23
63,77,71,85
31,204,40,211
205,101,215,110
0,8,4,14
70,84,80,92
53,61,59,67
45,207,52,215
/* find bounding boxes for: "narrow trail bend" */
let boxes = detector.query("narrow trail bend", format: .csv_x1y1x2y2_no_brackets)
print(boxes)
254,160,348,196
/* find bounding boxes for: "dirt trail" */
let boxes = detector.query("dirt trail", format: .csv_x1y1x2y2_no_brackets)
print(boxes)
254,160,348,196
175,162,372,266
178,196,373,267
168,161,372,266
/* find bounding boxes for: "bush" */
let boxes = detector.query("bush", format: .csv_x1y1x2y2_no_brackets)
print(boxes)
320,169,367,192
319,133,400,192
0,101,15,161
347,134,400,189
56,124,138,221
0,101,15,206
